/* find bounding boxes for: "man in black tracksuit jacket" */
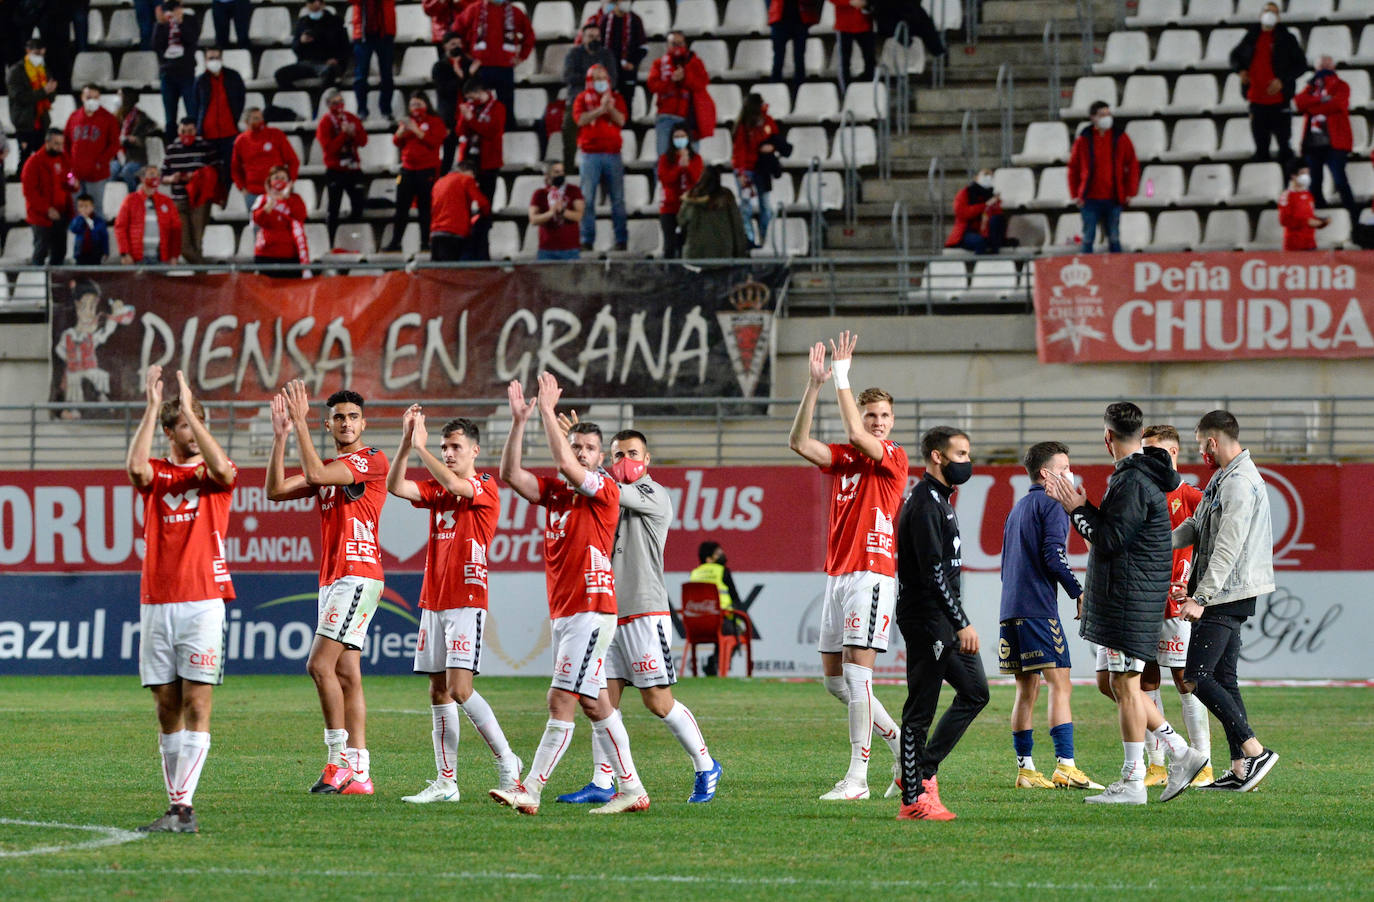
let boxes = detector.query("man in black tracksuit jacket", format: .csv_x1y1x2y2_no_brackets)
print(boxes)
894,426,988,820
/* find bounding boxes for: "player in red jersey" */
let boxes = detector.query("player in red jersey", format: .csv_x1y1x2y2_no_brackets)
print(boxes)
492,371,649,816
127,365,236,834
1141,424,1213,786
788,331,909,800
266,380,389,796
387,405,523,803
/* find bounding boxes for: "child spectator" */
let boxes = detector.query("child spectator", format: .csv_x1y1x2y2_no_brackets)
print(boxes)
68,193,111,265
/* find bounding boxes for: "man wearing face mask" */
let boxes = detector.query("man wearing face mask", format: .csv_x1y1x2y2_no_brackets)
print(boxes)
945,168,1009,254
529,161,586,260
1278,165,1329,251
161,118,219,263
646,32,716,159
455,0,535,129
1230,2,1305,167
115,166,183,264
232,107,300,213
434,32,480,173
573,64,629,252
7,40,60,165
893,426,988,821
316,88,369,245
562,21,617,172
21,128,77,265
63,85,120,213
1294,56,1355,212
998,441,1098,793
195,47,247,201
1170,411,1278,794
276,0,351,90
1067,101,1138,254
1045,402,1206,806
581,0,648,110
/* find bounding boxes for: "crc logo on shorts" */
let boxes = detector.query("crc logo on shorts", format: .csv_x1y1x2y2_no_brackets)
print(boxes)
845,613,863,630
556,654,573,675
189,647,217,667
326,609,341,624
631,653,659,674
1159,637,1185,654
449,634,472,653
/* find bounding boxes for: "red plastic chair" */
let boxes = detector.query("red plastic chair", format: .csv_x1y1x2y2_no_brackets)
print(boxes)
679,582,753,678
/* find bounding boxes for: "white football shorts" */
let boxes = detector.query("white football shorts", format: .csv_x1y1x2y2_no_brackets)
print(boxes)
1094,643,1147,674
413,607,487,674
316,576,384,650
1156,617,1191,668
139,599,227,686
605,613,677,689
818,571,895,653
549,611,616,699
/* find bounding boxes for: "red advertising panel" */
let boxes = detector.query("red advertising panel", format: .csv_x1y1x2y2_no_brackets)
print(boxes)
1034,251,1374,363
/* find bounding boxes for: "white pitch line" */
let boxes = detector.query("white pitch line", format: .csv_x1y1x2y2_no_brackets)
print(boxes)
0,819,145,858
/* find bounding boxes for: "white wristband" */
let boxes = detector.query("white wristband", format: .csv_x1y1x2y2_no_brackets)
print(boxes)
831,358,851,391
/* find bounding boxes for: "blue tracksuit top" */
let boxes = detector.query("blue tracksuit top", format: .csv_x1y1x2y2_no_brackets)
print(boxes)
999,484,1083,621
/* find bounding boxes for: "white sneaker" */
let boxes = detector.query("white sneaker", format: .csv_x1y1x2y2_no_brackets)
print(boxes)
1160,747,1209,803
589,789,651,814
819,778,870,801
489,784,540,815
497,754,523,792
884,761,901,798
1084,780,1147,805
401,778,460,804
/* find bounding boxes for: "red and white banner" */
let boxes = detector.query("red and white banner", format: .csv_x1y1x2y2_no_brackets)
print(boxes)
1034,251,1374,363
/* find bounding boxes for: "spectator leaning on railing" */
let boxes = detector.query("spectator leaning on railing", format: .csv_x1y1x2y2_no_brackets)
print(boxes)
1229,1,1305,168
154,0,202,137
1067,101,1138,254
115,165,183,264
21,128,77,266
233,108,301,213
657,123,704,259
646,31,716,158
1277,165,1328,251
317,88,370,245
562,20,618,172
64,84,121,213
529,161,586,261
195,47,247,201
251,165,310,275
456,0,535,129
276,0,352,91
386,92,448,253
349,0,398,122
113,87,160,192
161,118,220,264
1294,55,1356,213
573,63,629,252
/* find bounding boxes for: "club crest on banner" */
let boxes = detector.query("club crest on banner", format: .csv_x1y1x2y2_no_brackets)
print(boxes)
1042,257,1107,355
716,277,774,398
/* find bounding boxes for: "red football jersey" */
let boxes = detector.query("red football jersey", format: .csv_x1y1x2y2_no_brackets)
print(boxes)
315,447,389,586
410,474,500,611
819,441,909,577
1165,481,1204,618
536,472,620,619
137,458,236,604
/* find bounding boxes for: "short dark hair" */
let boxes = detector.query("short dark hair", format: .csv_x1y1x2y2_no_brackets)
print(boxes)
456,158,476,173
1142,424,1181,446
442,30,463,43
569,421,603,445
1103,401,1143,440
46,127,63,139
612,428,648,448
407,90,432,111
698,541,722,563
921,426,969,461
160,398,204,430
82,83,100,95
462,78,484,95
1196,410,1240,441
25,39,45,51
326,389,365,409
442,417,479,443
1023,441,1069,481
76,193,94,204
1088,100,1109,116
179,116,196,127
164,0,182,10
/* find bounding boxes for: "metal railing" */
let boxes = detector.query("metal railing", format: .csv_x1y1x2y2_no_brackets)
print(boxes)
804,157,830,247
890,200,911,307
926,156,946,253
1044,20,1063,120
886,22,912,138
8,395,1374,469
960,109,981,180
996,63,1015,167
1076,0,1098,74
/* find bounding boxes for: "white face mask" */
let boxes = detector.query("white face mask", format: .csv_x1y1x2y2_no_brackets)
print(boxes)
206,59,223,74
593,79,610,93
673,136,689,149
84,98,101,113
1260,11,1277,27
1096,114,1113,130
27,53,44,68
307,8,324,18
976,175,993,189
1296,173,1311,189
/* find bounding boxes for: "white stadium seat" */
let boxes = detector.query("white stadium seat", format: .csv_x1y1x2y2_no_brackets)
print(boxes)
1304,26,1352,67
1030,166,1071,209
1151,29,1203,70
502,132,541,169
1216,116,1257,160
112,51,159,89
707,83,743,124
720,0,769,35
1201,28,1247,68
636,0,673,38
1166,73,1220,115
1128,0,1182,26
1181,0,1233,25
730,39,774,78
691,39,731,76
1061,76,1117,121
72,52,114,86
921,260,967,302
398,46,439,86
1012,121,1070,166
1317,208,1351,248
992,167,1036,208
1117,75,1169,117
1096,32,1150,75
1125,119,1167,162
790,83,840,123
1218,73,1248,113
1006,213,1051,249
672,0,720,36
1133,164,1185,206
1248,209,1282,250
531,2,577,40
840,81,887,122
784,126,829,168
1118,211,1152,251
1147,210,1201,252
1181,163,1235,205
1199,209,1251,250
1160,118,1218,162
488,221,522,260
795,170,844,211
249,7,293,45
827,125,876,167
750,82,793,121
966,259,1021,302
103,9,141,46
1285,0,1335,22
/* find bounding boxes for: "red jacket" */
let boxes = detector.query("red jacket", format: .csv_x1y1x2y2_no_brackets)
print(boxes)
769,0,820,26
574,77,628,154
21,149,76,227
252,193,310,261
944,184,1003,247
455,0,534,67
1278,187,1317,251
455,96,505,170
232,126,300,194
831,0,872,34
646,51,716,139
731,111,780,171
430,170,490,237
349,0,396,40
114,188,183,262
64,107,121,183
657,151,703,214
1067,126,1139,204
422,0,473,40
316,110,369,171
1294,72,1352,153
393,111,447,171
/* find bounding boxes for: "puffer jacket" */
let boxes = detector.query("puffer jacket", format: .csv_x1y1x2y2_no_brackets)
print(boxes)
1068,446,1180,661
1173,449,1275,614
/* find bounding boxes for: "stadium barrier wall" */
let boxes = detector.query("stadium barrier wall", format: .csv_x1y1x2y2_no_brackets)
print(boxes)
1,463,1367,679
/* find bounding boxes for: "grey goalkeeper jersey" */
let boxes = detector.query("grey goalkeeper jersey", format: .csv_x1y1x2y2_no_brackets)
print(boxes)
612,474,674,618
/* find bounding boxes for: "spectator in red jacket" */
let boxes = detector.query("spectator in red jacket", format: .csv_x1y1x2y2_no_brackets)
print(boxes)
529,160,586,260
455,0,534,128
657,123,704,258
430,158,491,261
769,0,820,95
386,92,448,253
423,0,472,42
64,84,120,212
1295,56,1356,212
1278,166,1329,251
574,63,629,251
646,31,717,158
945,168,1010,254
350,0,397,121
732,93,783,247
115,165,183,263
317,88,370,244
195,47,247,202
581,0,647,110
252,165,310,275
21,128,77,265
1067,102,1139,253
831,0,876,92
232,107,300,211
455,78,505,203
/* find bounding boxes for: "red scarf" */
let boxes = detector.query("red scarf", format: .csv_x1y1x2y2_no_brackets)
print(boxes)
460,96,497,162
477,1,518,54
331,109,360,167
119,109,141,145
588,11,632,67
26,61,50,127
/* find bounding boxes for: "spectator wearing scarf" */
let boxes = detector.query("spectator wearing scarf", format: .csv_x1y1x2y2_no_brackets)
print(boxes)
455,79,505,203
154,1,201,137
1294,56,1355,211
252,165,311,275
6,40,59,164
317,88,371,244
646,31,716,158
582,1,647,109
455,0,534,128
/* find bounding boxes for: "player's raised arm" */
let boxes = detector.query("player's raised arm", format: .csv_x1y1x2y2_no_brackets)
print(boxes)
386,404,426,502
537,372,590,487
413,411,477,499
284,380,355,486
176,370,235,487
787,342,835,468
499,379,541,503
829,332,885,463
126,364,164,489
265,392,314,501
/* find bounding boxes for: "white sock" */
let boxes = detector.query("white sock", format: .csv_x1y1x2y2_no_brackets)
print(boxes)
527,718,575,799
823,674,849,703
1153,721,1189,759
871,695,901,757
171,731,210,808
346,747,370,780
590,725,615,789
842,662,873,784
460,691,514,762
432,703,459,782
1057,756,1076,768
1017,755,1035,771
1179,692,1211,766
1122,741,1145,782
158,730,186,805
593,709,643,794
1145,689,1166,765
661,701,712,772
324,728,348,767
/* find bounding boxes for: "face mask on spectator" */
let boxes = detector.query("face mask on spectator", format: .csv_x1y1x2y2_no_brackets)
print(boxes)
673,136,689,149
585,36,601,48
1260,11,1277,27
447,44,463,58
1095,114,1113,130
27,53,44,68
551,174,566,186
307,8,324,18
670,44,687,58
1296,173,1311,189
594,79,610,92
207,59,223,74
179,130,196,145
329,100,345,114
269,176,289,192
84,99,101,114
143,173,161,189
976,174,993,189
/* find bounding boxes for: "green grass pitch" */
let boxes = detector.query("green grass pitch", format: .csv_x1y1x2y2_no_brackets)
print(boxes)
2,676,1371,901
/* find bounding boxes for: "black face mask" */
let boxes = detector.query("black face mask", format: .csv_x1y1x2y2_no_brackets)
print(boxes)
550,175,565,187
586,39,601,50
47,147,61,156
447,45,464,58
941,460,973,486
715,552,727,566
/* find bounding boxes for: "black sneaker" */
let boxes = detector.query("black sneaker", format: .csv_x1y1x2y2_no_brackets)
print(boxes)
172,805,199,833
138,807,180,832
1196,770,1243,790
1237,748,1279,792
580,242,594,251
613,242,628,251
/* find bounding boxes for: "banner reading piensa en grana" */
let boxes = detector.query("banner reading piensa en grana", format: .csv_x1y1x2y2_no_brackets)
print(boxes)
1034,250,1374,363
